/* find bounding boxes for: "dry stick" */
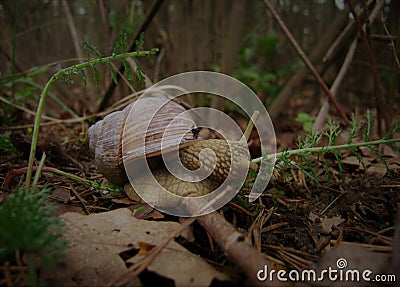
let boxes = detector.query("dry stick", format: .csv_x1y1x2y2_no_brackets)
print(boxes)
61,0,97,110
313,38,358,131
196,212,285,287
269,10,349,121
264,0,349,124
314,0,384,131
61,0,84,67
323,0,374,64
381,12,400,70
370,34,398,42
243,111,260,141
323,19,357,64
347,0,389,136
98,0,165,112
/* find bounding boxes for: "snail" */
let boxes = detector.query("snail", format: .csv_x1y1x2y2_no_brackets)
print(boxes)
88,96,256,205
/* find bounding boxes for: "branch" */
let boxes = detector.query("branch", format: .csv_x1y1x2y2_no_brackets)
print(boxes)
264,0,349,123
347,0,389,135
314,0,385,131
313,36,358,131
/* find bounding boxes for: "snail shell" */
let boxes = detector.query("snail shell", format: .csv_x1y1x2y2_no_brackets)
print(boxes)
88,109,127,186
88,96,254,202
88,96,197,186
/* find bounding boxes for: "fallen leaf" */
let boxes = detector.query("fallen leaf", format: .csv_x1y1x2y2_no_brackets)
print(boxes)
41,208,229,287
381,145,397,158
111,197,137,205
366,163,387,179
341,156,363,170
387,157,400,172
309,212,345,234
359,146,373,157
49,188,71,203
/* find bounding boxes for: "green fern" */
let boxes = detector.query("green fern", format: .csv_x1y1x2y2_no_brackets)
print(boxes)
0,187,67,284
253,111,400,185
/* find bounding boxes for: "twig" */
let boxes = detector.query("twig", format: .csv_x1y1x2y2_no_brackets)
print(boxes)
370,33,398,42
269,9,349,121
243,111,260,142
320,191,346,215
264,0,349,124
196,211,286,286
5,165,120,192
313,37,358,131
98,0,165,112
69,184,90,215
61,0,97,110
380,12,400,70
323,0,374,64
323,19,356,64
315,0,384,131
347,0,389,135
61,0,84,61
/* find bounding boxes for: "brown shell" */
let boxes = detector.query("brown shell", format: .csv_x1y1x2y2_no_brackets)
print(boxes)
121,96,197,165
88,110,127,186
88,96,197,186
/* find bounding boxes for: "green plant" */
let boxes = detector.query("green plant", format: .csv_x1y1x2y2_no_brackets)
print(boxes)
253,112,400,184
233,32,300,106
0,135,19,156
0,64,80,122
24,42,158,187
0,187,67,285
295,112,316,132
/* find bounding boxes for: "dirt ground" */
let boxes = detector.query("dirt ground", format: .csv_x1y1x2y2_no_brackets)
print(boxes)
1,112,399,286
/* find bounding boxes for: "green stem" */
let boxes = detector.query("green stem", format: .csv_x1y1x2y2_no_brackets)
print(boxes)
252,137,400,163
41,166,119,192
25,49,158,188
7,165,120,192
32,152,46,186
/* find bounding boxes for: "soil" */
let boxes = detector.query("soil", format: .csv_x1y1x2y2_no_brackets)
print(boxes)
1,117,399,282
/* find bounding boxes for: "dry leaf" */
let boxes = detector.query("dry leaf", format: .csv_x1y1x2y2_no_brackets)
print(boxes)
341,156,363,170
41,208,229,286
366,163,387,179
381,145,397,158
309,212,345,234
387,157,400,172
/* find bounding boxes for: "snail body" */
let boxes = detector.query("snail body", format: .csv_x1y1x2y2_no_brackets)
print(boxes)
88,96,252,201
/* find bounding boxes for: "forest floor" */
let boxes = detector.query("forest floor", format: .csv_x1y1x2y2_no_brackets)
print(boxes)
1,103,399,286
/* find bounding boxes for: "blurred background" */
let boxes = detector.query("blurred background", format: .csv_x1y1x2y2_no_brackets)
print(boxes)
0,0,399,130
